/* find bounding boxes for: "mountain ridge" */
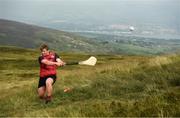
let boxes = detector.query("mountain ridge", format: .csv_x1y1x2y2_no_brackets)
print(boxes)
0,19,102,53
1,19,180,55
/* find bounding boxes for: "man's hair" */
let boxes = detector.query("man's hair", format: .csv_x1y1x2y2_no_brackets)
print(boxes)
40,44,49,51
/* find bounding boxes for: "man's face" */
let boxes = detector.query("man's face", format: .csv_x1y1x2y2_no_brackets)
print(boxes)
41,48,49,56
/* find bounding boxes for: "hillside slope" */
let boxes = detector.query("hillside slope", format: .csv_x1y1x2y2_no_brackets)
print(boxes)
0,46,179,117
0,19,102,53
1,19,180,55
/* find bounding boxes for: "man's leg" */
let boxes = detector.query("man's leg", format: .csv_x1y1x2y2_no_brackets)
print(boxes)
45,78,54,102
38,86,46,99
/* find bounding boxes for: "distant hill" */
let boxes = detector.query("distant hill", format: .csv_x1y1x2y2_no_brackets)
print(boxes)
1,19,180,55
0,19,102,53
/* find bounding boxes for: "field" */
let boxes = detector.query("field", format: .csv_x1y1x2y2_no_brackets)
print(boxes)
0,46,180,117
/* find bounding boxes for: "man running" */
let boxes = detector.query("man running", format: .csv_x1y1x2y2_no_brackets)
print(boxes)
38,44,65,103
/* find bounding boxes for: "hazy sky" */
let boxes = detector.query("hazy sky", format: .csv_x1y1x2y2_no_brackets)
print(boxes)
0,0,179,31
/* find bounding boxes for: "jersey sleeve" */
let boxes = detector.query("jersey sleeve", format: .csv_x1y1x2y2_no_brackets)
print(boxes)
38,56,44,64
55,53,60,59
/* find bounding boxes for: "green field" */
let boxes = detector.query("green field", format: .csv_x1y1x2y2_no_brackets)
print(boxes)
0,46,180,117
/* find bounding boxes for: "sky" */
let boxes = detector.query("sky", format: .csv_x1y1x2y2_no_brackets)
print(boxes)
0,0,179,37
0,0,179,24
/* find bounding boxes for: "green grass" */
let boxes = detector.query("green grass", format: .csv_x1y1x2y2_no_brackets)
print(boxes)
0,46,179,117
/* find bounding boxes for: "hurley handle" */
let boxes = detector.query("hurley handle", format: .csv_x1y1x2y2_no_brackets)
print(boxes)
65,62,79,65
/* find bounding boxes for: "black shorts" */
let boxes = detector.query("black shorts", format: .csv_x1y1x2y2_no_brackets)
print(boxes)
38,75,56,88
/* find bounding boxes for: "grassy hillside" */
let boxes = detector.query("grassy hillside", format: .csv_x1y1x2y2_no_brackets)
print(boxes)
0,46,179,117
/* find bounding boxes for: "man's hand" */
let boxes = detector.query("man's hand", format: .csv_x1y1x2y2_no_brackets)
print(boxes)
55,62,66,66
56,58,66,67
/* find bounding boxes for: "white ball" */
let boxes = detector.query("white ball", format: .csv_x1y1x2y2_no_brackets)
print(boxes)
129,26,135,31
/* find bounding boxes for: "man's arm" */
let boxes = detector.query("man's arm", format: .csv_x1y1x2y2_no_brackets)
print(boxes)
41,59,59,66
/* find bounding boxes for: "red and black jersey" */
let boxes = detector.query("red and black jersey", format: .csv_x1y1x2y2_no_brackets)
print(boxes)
38,52,60,77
